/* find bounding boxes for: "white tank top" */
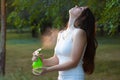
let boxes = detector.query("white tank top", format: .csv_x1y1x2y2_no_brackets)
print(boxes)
54,28,86,76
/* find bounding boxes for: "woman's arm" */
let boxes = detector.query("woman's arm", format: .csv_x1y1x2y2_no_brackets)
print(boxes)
41,29,87,74
43,54,59,67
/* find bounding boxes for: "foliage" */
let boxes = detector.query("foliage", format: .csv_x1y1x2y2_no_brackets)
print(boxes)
7,0,71,31
7,0,119,36
7,0,102,31
98,0,120,35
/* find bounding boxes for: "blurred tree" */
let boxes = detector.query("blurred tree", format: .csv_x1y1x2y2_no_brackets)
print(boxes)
7,0,30,33
7,0,118,37
98,0,120,35
0,0,6,76
7,0,76,37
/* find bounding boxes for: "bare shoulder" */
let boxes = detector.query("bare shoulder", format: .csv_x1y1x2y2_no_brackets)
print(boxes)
72,28,87,44
73,28,86,37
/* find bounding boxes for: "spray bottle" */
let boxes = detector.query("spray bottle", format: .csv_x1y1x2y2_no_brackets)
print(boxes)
32,48,43,75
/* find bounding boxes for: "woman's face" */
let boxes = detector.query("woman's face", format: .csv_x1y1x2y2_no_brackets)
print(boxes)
69,5,87,18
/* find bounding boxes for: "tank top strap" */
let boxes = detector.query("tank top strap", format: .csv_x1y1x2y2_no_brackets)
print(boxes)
70,29,77,41
57,30,64,42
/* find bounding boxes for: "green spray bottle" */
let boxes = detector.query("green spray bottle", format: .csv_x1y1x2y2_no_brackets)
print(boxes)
32,48,43,75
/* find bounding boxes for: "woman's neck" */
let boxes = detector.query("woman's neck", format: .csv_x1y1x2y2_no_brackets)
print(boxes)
67,15,76,31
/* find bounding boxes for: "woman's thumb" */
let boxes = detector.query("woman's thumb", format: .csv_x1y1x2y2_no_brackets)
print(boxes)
38,54,44,59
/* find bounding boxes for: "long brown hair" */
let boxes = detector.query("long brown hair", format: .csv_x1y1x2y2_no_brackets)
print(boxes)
74,7,98,74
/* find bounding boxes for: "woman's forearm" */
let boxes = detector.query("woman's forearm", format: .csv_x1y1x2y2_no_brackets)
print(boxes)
43,55,59,67
47,60,77,72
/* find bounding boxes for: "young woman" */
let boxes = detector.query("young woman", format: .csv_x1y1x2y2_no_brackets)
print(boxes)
32,5,97,80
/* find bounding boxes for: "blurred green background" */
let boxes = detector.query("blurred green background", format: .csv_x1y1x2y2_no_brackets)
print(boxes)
0,0,120,80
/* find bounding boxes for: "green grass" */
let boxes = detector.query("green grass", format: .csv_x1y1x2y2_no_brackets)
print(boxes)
0,33,120,80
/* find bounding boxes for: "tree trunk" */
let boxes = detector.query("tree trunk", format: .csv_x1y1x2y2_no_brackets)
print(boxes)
31,28,39,38
0,0,6,76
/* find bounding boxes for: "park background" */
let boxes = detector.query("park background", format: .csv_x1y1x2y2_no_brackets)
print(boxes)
0,0,120,80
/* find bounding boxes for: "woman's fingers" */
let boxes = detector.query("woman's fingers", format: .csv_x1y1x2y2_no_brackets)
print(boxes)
32,69,41,76
32,67,46,76
38,67,47,75
38,54,44,59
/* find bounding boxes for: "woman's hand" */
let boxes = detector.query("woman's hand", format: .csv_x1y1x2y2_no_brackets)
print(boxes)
32,67,49,76
32,49,44,62
39,67,48,75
